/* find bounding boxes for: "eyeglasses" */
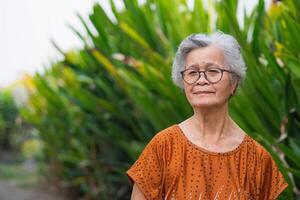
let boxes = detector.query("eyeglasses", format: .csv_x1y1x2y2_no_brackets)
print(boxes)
180,67,235,84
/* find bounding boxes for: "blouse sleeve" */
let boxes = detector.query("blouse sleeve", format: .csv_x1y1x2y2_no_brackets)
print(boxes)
126,133,165,199
258,150,288,200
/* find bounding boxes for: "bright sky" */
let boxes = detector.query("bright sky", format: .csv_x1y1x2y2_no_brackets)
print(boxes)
0,0,270,88
0,0,106,88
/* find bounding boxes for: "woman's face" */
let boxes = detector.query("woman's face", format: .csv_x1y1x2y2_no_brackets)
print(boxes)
183,45,237,109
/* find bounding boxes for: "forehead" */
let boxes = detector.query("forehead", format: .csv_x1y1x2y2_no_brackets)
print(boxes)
185,45,225,67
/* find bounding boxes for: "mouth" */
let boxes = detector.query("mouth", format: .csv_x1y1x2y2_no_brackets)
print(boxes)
193,91,215,94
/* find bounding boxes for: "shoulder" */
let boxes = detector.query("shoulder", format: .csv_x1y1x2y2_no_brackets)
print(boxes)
244,137,289,199
144,124,181,155
151,124,179,144
244,135,274,161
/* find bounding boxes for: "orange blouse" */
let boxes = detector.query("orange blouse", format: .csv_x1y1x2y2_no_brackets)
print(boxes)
126,124,288,200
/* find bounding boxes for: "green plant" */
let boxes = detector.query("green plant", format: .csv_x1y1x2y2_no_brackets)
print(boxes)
21,0,300,199
0,90,19,150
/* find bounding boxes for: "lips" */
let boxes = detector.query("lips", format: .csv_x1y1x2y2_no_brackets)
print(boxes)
193,91,215,94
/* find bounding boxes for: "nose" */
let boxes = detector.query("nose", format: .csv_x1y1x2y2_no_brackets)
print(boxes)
196,71,209,85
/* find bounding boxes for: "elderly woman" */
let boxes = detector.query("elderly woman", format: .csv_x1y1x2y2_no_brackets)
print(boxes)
126,32,288,200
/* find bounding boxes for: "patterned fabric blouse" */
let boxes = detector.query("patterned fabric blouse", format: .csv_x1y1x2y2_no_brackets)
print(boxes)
126,124,288,200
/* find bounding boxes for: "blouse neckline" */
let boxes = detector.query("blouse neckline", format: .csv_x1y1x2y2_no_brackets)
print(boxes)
174,124,248,156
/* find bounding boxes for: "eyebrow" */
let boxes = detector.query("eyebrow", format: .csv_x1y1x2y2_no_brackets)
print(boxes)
186,62,220,69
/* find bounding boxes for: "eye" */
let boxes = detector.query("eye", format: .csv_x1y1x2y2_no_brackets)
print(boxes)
206,68,221,76
187,70,198,76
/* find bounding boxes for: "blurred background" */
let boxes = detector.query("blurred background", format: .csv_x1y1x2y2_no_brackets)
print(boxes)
0,0,299,199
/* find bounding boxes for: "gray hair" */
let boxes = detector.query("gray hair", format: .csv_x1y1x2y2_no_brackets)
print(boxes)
171,31,247,89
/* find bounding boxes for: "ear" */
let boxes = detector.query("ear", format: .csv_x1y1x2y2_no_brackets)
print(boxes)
230,79,238,96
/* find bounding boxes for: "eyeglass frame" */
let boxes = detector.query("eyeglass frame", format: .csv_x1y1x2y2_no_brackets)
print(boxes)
180,67,236,84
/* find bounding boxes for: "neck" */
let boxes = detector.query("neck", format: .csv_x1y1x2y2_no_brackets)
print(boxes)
191,103,233,144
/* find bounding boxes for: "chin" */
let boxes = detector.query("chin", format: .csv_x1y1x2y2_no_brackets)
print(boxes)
189,98,226,109
190,100,216,108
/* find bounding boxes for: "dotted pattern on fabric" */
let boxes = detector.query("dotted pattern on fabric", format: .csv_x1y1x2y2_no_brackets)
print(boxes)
126,124,288,200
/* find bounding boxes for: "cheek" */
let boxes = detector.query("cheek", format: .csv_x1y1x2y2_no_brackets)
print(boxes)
183,87,195,103
215,83,234,99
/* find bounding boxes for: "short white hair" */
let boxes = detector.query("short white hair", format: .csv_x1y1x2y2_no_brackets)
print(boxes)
171,31,247,89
